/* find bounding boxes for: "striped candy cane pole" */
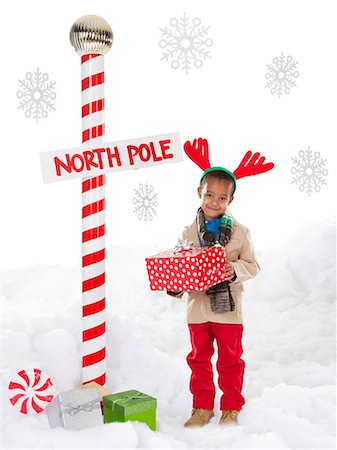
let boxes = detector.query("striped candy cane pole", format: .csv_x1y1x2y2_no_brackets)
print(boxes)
70,16,113,386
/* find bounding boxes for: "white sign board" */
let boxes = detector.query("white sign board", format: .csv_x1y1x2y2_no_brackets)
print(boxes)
40,132,182,183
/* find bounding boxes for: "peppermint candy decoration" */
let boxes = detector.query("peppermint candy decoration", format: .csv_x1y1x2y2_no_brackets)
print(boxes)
8,368,55,414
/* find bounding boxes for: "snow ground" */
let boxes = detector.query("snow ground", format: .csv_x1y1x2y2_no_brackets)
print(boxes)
1,221,336,449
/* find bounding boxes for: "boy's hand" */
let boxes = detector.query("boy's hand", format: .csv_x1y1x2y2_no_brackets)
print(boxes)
167,290,183,298
224,262,236,280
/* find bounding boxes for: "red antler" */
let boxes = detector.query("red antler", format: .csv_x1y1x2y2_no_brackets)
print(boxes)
233,151,274,179
183,138,211,171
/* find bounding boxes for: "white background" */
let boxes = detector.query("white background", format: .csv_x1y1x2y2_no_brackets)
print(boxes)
1,2,336,449
1,0,336,269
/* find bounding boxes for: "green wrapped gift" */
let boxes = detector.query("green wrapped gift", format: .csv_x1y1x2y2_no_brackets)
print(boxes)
103,389,157,431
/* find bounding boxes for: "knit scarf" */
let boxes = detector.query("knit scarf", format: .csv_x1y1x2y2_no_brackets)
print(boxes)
196,207,235,313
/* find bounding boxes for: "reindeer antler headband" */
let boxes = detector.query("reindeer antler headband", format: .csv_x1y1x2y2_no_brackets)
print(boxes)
183,138,275,193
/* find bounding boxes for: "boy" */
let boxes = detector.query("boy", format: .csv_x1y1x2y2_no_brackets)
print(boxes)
170,167,260,427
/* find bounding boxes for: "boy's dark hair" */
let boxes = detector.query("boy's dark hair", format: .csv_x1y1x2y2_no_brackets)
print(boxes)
200,170,235,196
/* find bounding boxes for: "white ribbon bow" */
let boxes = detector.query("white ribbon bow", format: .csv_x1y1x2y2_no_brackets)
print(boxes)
174,240,194,253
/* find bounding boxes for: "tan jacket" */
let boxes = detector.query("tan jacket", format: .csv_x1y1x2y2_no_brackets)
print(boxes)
179,215,260,324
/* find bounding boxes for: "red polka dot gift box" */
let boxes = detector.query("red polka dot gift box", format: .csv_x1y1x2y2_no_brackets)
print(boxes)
145,244,227,292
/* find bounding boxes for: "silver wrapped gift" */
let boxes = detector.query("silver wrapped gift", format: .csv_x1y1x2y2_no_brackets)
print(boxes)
46,387,103,431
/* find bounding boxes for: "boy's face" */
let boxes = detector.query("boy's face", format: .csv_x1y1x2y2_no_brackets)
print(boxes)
197,177,234,221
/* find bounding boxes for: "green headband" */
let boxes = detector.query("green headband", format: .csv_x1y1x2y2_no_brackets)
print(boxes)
200,166,237,193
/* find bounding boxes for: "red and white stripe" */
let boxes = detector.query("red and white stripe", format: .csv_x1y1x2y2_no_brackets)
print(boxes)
8,368,55,415
81,54,106,386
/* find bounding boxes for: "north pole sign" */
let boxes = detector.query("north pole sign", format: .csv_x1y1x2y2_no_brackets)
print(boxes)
38,14,186,388
40,132,182,183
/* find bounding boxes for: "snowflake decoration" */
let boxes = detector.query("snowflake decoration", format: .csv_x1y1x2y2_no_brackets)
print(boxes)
159,12,213,75
133,182,158,224
291,147,328,196
265,53,299,98
17,68,56,122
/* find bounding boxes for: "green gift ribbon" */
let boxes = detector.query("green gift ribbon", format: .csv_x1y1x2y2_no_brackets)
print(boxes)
105,390,156,416
110,391,148,408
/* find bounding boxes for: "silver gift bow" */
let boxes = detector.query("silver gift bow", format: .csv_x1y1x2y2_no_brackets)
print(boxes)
174,240,194,253
60,398,101,416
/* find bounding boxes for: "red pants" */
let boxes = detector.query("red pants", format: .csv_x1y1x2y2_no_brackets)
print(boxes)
187,322,245,411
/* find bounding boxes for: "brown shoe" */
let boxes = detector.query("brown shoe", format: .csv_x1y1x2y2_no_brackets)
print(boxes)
184,408,214,427
219,409,240,425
